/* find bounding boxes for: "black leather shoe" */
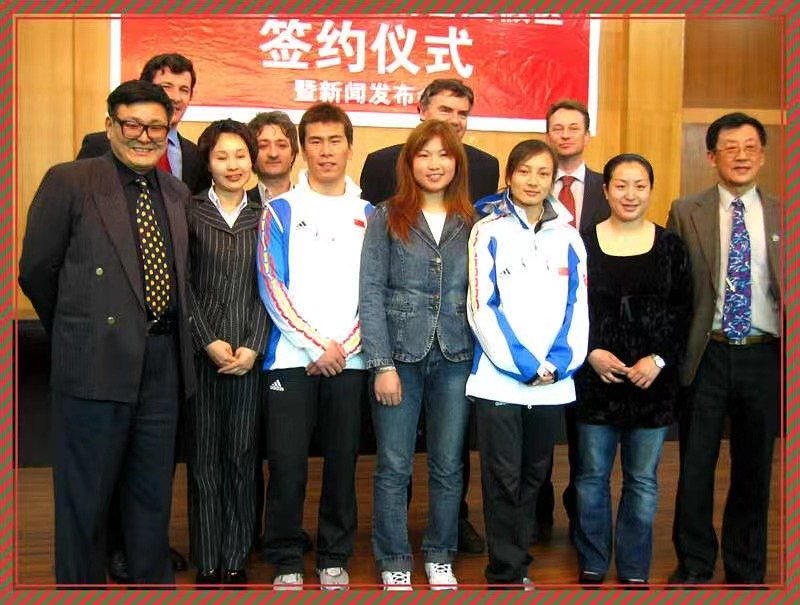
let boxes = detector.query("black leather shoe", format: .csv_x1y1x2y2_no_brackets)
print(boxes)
668,567,713,585
196,568,221,584
458,518,486,554
579,570,605,585
223,569,248,585
170,547,188,572
107,549,130,583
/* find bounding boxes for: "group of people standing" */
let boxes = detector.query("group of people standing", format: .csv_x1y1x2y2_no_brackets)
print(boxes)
19,52,780,591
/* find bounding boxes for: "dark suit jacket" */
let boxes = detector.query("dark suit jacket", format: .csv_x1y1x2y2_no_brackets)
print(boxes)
77,131,210,195
667,185,781,386
360,142,500,204
579,167,610,232
19,153,196,402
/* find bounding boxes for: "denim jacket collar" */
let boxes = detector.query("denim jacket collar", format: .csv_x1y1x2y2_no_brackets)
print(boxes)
409,211,466,250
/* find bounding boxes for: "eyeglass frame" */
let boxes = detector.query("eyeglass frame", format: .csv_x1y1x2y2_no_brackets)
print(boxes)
714,144,764,159
110,115,170,142
548,125,586,137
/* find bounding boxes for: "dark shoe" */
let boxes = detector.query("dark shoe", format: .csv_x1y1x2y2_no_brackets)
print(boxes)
223,569,248,585
302,529,314,554
457,518,485,554
196,568,221,585
619,578,648,589
170,547,188,572
107,549,130,583
578,570,605,585
725,573,766,587
668,567,713,585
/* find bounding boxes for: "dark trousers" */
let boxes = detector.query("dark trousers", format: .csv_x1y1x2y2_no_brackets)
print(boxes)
53,334,180,584
475,399,562,584
187,358,260,570
536,402,578,527
262,368,365,574
672,340,779,583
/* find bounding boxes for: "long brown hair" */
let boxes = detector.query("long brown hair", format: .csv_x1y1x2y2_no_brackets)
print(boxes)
387,120,472,241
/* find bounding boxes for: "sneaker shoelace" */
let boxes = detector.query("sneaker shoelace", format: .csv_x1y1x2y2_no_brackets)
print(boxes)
429,563,452,576
386,571,410,583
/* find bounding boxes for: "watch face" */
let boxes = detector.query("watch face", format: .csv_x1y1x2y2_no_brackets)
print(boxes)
653,355,665,368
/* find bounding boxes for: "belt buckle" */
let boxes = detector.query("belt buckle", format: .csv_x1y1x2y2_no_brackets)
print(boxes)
729,336,747,346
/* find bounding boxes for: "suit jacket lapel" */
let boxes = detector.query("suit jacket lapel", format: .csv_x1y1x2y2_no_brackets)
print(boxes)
91,156,146,310
158,172,189,303
690,187,721,296
760,189,781,300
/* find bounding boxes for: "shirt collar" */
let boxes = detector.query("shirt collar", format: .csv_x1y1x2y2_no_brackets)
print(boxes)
208,186,248,214
111,151,158,188
166,128,179,149
717,183,759,211
556,162,587,183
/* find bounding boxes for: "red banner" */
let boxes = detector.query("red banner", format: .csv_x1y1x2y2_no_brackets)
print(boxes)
118,15,598,132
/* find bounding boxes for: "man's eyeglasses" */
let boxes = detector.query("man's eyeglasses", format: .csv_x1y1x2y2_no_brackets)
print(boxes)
111,116,169,142
715,144,763,159
548,125,585,137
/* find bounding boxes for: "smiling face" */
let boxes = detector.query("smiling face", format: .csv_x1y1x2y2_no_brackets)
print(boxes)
708,124,766,194
603,161,652,222
507,151,555,212
105,102,169,174
412,135,456,195
301,121,352,193
208,132,253,195
419,91,471,139
255,123,295,180
151,67,193,127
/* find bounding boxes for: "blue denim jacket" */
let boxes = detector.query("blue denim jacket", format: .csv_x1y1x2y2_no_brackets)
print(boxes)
359,204,474,368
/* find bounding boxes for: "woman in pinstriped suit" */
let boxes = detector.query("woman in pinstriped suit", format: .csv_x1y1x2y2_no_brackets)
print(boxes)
186,119,270,585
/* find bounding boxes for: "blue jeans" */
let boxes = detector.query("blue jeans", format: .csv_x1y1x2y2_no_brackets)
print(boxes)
574,423,668,581
371,342,470,571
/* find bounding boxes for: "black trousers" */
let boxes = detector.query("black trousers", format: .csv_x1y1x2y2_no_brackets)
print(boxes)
53,334,180,584
262,368,365,574
187,357,260,570
672,340,779,583
475,399,562,584
536,402,578,527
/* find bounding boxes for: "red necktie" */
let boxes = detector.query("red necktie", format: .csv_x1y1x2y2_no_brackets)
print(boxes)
157,145,172,175
558,175,576,227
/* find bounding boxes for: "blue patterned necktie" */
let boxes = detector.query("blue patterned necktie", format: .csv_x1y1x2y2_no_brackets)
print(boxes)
722,198,751,339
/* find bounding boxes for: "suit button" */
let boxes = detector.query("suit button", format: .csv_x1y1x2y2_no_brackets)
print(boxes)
95,267,104,277
106,316,116,326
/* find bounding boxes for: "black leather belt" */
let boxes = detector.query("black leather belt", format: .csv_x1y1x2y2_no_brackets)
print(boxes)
709,330,777,346
146,316,176,335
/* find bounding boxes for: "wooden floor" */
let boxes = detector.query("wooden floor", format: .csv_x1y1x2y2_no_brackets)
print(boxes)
15,441,783,589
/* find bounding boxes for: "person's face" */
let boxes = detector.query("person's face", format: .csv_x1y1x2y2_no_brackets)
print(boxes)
150,68,193,128
707,124,765,192
301,121,352,187
105,102,169,174
507,152,555,209
412,136,456,195
419,91,470,139
255,124,295,180
603,161,652,222
208,132,253,195
546,108,589,162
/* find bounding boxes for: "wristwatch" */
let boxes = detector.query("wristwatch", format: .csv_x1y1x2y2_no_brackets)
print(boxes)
651,354,666,369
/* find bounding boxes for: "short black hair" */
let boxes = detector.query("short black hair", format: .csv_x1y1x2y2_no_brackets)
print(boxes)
602,153,655,188
705,112,767,151
545,99,590,132
248,111,299,157
107,80,173,124
298,102,353,147
197,119,258,167
419,79,475,111
139,53,197,93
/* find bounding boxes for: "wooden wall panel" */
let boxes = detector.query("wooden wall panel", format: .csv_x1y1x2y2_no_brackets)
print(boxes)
683,18,782,109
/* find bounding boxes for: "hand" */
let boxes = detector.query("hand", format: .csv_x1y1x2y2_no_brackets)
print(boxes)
529,369,555,386
587,349,629,384
205,340,234,368
312,340,347,377
218,347,258,376
374,370,402,406
626,355,661,389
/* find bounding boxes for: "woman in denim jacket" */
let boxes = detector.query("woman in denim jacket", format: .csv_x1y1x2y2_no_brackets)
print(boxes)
359,120,475,590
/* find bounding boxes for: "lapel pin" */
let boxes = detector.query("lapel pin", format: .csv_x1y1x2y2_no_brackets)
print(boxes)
771,234,780,242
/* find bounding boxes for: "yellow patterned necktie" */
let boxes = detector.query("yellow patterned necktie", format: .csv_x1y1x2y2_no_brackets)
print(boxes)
135,176,170,317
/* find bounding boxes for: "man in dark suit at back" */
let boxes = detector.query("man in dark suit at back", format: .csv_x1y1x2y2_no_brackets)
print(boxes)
535,99,610,544
360,78,499,205
78,53,209,195
19,80,196,584
360,78,499,555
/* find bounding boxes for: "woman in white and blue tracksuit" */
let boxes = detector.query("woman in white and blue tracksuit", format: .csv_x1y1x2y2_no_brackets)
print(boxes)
467,139,589,587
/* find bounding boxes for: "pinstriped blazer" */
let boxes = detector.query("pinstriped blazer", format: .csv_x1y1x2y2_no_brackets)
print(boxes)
187,190,270,356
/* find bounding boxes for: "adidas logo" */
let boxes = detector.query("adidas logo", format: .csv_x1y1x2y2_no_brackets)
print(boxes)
269,379,285,392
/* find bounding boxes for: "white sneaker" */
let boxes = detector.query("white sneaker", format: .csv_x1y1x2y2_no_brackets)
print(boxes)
273,572,303,590
425,562,458,590
521,577,535,591
381,570,412,591
317,567,349,590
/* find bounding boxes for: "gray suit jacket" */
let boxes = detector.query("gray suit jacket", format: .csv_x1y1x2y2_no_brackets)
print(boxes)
19,153,196,402
666,185,781,386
